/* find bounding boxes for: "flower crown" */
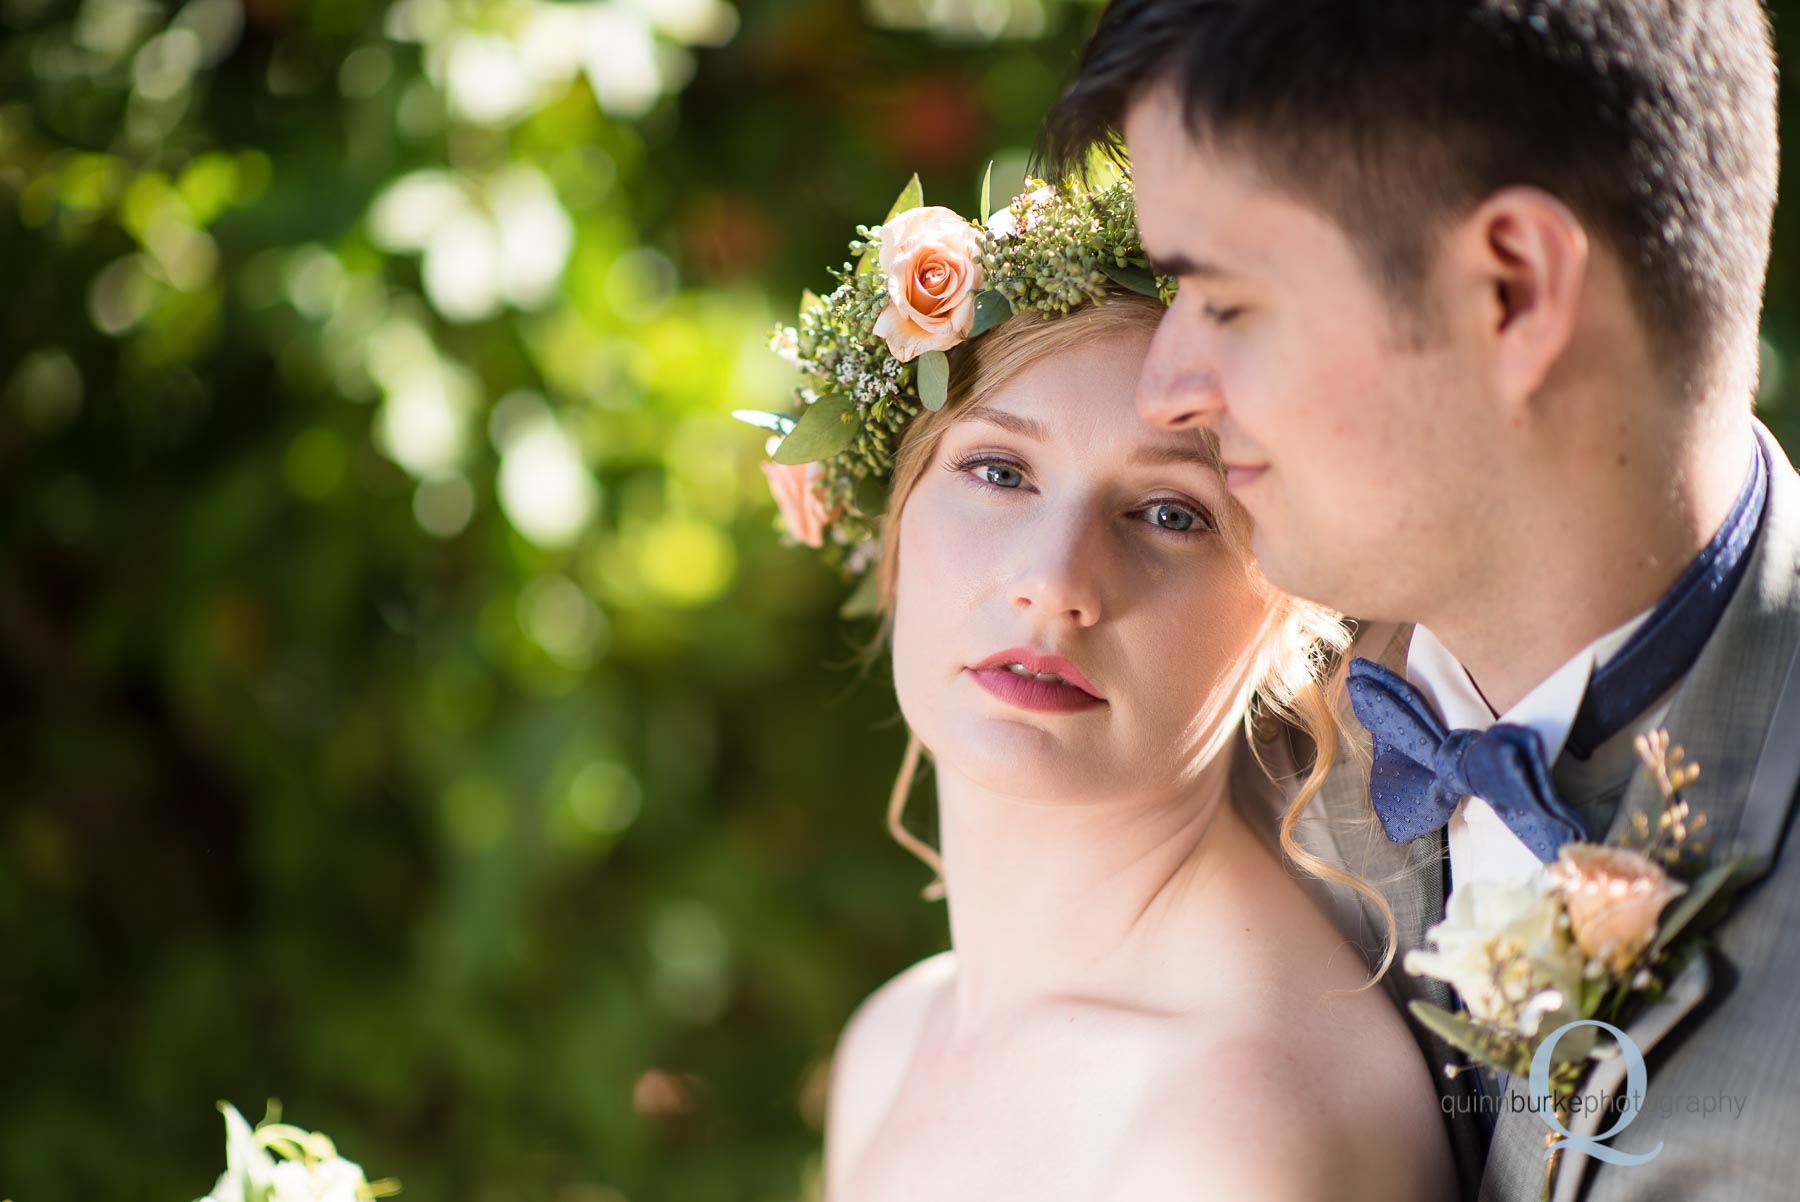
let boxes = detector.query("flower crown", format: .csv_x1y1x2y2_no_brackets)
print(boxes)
736,168,1171,615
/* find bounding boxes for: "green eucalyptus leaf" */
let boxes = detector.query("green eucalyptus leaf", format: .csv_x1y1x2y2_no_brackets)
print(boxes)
1101,261,1161,298
1648,854,1758,960
772,393,858,464
800,288,824,317
839,569,883,620
885,173,924,222
731,409,797,436
852,474,889,517
1407,1000,1495,1066
978,160,993,225
970,290,1012,338
917,350,949,412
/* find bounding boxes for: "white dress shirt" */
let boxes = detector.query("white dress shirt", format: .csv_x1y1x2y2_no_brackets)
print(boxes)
1405,608,1666,889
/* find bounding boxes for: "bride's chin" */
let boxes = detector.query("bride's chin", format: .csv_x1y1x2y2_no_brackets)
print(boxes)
938,718,1107,797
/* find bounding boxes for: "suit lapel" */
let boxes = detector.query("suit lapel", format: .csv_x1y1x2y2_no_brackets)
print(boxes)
1545,953,1714,1202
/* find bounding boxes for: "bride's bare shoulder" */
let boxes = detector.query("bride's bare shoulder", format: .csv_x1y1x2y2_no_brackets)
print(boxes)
1109,1005,1456,1202
822,952,954,1191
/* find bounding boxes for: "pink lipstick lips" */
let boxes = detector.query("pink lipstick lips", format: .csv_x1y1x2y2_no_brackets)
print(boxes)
967,647,1107,714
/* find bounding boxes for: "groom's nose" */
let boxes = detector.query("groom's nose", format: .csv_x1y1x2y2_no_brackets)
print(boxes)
1136,323,1223,432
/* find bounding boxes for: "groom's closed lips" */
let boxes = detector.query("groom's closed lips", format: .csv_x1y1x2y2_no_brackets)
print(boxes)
1223,461,1269,491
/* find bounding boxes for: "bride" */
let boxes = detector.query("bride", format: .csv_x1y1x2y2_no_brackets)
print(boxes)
747,179,1454,1201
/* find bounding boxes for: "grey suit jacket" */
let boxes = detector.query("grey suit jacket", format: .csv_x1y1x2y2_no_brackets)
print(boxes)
1248,422,1800,1201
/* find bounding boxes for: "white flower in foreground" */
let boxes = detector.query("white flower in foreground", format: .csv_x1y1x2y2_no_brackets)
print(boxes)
202,1103,277,1202
271,1155,369,1202
1405,874,1586,1040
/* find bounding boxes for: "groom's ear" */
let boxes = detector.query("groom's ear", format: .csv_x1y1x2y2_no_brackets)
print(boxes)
1444,186,1589,407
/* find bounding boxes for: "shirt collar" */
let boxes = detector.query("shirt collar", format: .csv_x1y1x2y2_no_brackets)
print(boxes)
1405,606,1654,761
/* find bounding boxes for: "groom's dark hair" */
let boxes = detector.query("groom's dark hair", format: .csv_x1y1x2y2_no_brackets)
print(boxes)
1042,0,1779,387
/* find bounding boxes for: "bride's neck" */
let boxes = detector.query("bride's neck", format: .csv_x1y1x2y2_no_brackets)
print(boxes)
932,742,1254,1034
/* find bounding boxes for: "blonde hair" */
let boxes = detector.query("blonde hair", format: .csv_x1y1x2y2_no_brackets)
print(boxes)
865,291,1397,983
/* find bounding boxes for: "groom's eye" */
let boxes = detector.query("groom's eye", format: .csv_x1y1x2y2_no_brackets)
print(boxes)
1201,303,1242,326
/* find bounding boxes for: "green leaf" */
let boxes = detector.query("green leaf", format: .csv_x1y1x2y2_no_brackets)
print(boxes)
852,474,888,517
917,350,949,412
799,288,824,317
839,569,883,620
970,290,1012,338
772,393,858,464
1101,261,1161,298
858,175,926,275
885,173,924,222
978,160,993,225
1407,1000,1495,1066
1648,854,1758,960
731,409,797,436
1579,974,1607,1018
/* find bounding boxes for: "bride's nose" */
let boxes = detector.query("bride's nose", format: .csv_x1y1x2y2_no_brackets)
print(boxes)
1008,507,1105,627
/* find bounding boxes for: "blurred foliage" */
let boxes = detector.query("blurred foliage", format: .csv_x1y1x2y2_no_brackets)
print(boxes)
0,0,1116,1199
3,0,1799,1199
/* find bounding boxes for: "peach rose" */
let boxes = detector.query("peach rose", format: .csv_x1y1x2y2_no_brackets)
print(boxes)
1546,844,1688,974
761,459,841,549
871,205,982,362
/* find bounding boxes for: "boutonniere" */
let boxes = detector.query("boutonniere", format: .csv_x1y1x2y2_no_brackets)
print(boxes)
194,1100,400,1202
1404,730,1758,1201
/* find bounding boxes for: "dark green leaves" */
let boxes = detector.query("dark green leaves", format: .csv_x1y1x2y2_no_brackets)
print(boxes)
1648,854,1759,961
851,474,888,517
1407,1001,1496,1066
772,393,858,464
970,290,1012,337
1101,261,1161,298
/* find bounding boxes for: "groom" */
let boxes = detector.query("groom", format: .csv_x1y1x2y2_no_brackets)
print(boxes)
1045,2,1798,1200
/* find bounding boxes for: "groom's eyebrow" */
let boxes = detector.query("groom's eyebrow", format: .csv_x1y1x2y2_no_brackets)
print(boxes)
1133,442,1219,470
1145,251,1234,280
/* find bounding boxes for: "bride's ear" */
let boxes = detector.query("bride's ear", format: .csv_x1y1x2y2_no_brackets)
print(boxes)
1447,186,1590,407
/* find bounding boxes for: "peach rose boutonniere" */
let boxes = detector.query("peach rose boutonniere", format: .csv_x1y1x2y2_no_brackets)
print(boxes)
1403,729,1760,1202
870,205,983,363
1546,844,1689,975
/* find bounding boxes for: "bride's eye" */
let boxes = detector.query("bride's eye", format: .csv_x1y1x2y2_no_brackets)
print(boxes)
1138,499,1214,538
979,463,1024,489
945,453,1028,492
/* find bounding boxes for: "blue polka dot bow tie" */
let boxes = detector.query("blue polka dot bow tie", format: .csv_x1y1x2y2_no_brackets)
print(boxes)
1345,658,1588,861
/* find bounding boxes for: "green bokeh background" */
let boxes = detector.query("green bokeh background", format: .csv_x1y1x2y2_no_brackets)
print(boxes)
3,2,1797,1199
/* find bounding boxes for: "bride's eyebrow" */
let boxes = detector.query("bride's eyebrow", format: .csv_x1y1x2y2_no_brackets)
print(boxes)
958,408,1049,441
